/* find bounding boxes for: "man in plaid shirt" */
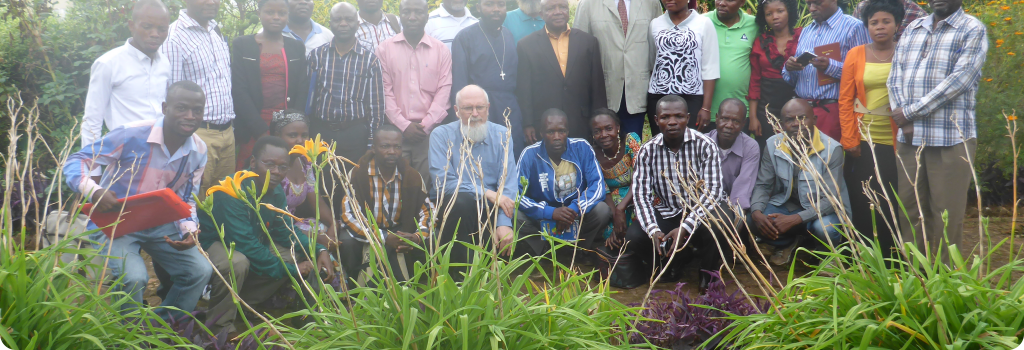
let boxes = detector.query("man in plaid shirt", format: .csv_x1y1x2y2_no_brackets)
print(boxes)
887,0,987,260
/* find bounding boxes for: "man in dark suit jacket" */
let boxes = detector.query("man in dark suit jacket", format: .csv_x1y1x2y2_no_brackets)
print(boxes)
516,0,606,142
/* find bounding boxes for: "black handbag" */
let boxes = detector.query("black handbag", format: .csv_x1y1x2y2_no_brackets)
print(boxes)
595,246,646,289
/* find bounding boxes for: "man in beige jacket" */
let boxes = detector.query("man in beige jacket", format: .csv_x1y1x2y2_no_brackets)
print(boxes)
572,0,662,137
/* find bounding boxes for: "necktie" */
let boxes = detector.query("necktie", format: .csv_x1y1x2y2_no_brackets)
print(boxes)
617,0,628,35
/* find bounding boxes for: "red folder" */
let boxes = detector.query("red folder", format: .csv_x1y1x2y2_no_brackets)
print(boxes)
815,42,842,86
81,188,192,239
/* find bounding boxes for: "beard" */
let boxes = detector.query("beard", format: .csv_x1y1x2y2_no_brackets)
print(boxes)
461,120,489,143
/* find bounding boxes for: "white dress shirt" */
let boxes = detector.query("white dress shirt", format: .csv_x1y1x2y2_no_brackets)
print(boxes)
424,6,478,50
162,10,235,125
82,39,170,147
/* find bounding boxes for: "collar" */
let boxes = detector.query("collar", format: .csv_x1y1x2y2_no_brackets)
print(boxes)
779,127,825,157
709,11,753,29
178,9,218,31
358,11,393,26
330,39,370,56
394,33,438,48
124,39,162,63
367,158,402,181
545,25,571,38
653,128,696,148
283,19,323,36
146,117,196,159
707,130,751,158
515,8,543,21
916,8,967,30
662,9,699,28
815,8,844,29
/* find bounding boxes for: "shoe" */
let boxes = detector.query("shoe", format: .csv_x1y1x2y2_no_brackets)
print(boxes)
656,266,684,283
770,237,803,266
698,272,714,295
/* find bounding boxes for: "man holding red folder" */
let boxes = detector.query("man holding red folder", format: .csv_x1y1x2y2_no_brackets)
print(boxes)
781,0,869,141
63,80,213,320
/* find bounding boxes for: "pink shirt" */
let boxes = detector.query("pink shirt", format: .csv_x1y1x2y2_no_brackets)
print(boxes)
376,33,452,132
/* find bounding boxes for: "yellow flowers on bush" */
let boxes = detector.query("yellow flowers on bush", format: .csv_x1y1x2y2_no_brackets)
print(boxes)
289,134,332,162
206,170,258,199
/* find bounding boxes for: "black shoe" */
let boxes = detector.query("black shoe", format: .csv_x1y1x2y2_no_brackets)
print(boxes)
656,266,684,283
698,272,714,295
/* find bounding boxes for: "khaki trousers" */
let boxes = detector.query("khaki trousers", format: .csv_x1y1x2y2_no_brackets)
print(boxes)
206,241,311,334
195,126,236,199
895,138,976,259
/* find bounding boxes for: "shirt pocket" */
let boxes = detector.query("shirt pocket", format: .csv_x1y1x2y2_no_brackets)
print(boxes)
419,61,440,94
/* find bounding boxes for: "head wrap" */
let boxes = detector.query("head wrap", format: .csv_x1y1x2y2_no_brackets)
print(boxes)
270,110,308,135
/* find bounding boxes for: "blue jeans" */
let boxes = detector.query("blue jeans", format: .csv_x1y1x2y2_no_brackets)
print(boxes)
90,223,212,319
753,204,844,247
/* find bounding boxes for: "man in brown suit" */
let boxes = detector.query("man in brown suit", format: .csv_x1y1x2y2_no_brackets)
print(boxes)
516,0,606,143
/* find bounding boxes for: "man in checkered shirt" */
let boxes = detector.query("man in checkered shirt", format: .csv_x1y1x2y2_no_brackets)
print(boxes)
887,0,987,260
623,95,734,294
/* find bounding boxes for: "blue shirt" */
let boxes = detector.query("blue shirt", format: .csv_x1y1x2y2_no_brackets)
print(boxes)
503,9,545,43
781,9,869,100
63,118,208,235
282,19,334,55
429,121,519,228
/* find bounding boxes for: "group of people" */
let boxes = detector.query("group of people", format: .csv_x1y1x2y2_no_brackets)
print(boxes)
66,0,987,336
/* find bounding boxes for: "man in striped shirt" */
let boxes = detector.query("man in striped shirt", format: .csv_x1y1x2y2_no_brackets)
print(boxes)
624,95,732,293
338,125,432,283
888,0,987,260
307,2,386,163
356,0,402,51
162,0,236,198
782,0,869,142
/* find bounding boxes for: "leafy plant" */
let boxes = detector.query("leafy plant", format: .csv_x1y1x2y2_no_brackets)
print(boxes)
629,271,768,349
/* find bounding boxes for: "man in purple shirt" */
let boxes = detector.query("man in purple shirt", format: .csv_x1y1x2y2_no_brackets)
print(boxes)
706,98,760,212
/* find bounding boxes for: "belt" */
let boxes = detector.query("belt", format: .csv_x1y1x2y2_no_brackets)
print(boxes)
854,98,892,116
808,99,838,107
200,121,232,131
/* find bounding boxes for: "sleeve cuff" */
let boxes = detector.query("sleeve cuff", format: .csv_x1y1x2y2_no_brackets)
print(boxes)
797,209,816,223
750,203,766,214
497,212,513,228
825,60,843,78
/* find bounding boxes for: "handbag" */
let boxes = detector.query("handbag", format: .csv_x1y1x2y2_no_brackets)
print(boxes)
595,245,645,289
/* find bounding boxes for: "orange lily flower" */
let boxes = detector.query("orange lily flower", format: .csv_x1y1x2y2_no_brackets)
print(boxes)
260,203,301,221
289,134,332,162
206,170,258,198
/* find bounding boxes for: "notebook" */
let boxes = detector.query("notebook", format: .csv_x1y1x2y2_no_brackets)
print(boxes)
81,188,192,239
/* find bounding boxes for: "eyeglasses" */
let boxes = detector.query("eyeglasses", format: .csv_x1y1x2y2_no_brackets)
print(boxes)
458,105,489,113
259,159,290,173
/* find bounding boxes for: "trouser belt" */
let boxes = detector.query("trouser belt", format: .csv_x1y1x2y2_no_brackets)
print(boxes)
200,121,232,131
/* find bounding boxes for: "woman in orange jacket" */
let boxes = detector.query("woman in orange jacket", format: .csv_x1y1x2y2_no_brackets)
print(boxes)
838,0,904,260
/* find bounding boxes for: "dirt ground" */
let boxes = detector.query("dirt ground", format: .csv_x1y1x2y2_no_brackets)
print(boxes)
139,215,1024,308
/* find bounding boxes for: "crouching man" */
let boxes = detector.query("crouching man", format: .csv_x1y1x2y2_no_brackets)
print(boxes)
515,108,609,262
199,136,333,336
749,98,850,265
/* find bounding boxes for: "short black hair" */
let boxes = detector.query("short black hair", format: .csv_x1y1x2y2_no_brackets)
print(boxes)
258,0,288,9
590,108,620,125
252,135,291,160
132,0,168,21
718,98,748,116
540,108,568,129
655,95,688,115
166,80,204,101
861,0,905,28
755,0,799,33
374,124,404,143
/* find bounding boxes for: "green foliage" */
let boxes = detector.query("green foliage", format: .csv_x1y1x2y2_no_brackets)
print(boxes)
713,237,1024,349
0,233,193,349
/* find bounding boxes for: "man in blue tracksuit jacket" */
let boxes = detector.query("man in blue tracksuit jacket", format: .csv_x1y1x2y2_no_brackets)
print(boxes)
516,109,610,259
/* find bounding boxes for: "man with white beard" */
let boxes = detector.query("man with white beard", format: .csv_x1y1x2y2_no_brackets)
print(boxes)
429,84,518,280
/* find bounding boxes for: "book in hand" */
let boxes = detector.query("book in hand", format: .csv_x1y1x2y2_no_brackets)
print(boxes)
81,188,192,239
814,42,842,86
539,219,579,242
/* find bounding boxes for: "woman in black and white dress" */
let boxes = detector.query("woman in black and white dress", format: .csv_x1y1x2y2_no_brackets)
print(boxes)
647,0,720,134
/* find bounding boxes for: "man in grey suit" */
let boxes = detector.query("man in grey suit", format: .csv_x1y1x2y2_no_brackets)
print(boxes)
572,0,662,137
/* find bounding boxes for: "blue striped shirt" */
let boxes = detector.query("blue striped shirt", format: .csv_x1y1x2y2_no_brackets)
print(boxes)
306,41,385,140
782,10,869,100
888,9,988,147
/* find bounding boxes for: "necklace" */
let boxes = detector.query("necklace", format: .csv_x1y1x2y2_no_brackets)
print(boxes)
868,43,894,62
601,135,623,160
479,25,506,80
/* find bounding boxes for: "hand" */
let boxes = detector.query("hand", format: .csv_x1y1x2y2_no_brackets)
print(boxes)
748,115,762,137
164,231,198,251
611,206,627,238
316,250,334,281
846,144,861,158
297,261,315,277
551,207,578,229
784,56,805,72
768,213,803,235
493,226,515,256
900,123,914,143
524,126,537,144
605,228,625,249
752,210,779,240
403,122,428,144
90,189,120,213
891,107,910,126
810,56,830,72
485,190,515,218
696,109,711,131
651,230,667,256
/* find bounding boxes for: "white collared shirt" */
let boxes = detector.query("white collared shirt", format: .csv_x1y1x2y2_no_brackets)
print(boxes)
424,6,478,50
162,10,234,125
282,19,335,55
82,39,170,147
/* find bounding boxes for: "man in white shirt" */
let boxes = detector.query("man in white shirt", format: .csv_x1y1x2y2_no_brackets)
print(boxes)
425,0,477,50
82,0,171,148
281,0,334,54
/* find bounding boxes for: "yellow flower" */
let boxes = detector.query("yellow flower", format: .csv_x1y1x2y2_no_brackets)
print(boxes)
1006,17,1013,21
1003,5,1011,10
997,39,1005,45
260,203,301,221
1016,31,1024,35
985,78,994,82
206,170,258,198
1010,52,1018,56
991,22,998,26
917,1,926,4
289,134,331,162
1009,115,1019,121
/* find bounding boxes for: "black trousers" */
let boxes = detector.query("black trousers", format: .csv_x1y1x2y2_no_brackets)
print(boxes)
513,202,611,259
336,230,425,286
435,192,501,279
646,93,706,135
845,141,898,259
622,205,735,277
